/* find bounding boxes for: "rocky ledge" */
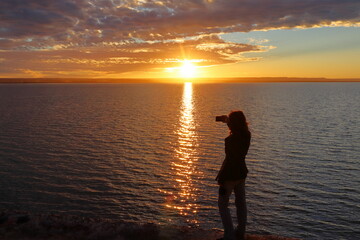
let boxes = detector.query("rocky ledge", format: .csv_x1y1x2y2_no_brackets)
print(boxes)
0,211,299,240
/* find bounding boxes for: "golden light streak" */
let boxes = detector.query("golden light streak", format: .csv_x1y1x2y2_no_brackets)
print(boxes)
166,82,200,225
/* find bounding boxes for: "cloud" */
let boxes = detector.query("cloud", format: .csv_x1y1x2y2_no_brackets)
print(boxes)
0,0,359,77
0,35,264,77
18,69,45,78
2,0,359,41
0,0,82,38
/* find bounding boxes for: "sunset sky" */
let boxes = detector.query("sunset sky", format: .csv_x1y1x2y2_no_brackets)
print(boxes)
0,0,359,80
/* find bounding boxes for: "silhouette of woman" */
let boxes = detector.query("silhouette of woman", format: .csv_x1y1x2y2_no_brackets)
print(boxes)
216,111,251,240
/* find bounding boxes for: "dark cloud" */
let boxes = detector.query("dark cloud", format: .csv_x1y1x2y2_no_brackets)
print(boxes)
0,0,359,76
0,0,83,38
1,0,359,41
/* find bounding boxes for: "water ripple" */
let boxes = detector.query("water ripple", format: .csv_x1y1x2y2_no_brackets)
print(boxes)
0,83,359,239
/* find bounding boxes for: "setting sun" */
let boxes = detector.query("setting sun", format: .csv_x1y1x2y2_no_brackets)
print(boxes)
180,60,197,78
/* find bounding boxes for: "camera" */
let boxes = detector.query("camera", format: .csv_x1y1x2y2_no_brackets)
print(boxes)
215,115,228,123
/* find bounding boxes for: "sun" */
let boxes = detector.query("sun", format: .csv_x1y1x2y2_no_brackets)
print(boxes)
180,60,196,78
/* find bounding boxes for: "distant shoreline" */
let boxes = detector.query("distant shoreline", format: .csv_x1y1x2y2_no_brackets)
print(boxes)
0,77,359,84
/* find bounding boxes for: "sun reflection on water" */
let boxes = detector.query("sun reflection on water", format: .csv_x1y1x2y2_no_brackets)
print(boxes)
161,82,200,225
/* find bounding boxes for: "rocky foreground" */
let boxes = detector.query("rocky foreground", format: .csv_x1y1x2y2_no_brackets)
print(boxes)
0,211,299,240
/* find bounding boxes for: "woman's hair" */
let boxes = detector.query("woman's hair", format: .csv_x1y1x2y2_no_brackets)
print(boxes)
228,110,249,134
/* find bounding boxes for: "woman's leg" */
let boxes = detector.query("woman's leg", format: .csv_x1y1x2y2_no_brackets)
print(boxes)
218,182,235,240
234,179,247,240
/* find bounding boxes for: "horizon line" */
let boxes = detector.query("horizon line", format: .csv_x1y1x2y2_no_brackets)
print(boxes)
0,77,359,84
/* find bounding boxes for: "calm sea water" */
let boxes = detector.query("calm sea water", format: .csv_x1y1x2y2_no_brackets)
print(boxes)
0,83,359,239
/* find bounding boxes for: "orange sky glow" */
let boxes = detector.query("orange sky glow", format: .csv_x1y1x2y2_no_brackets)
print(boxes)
0,0,359,81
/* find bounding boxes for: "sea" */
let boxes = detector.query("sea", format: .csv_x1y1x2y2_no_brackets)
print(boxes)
0,82,359,239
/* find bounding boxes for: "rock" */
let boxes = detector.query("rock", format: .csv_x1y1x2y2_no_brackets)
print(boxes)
16,215,30,224
0,216,9,225
0,211,300,240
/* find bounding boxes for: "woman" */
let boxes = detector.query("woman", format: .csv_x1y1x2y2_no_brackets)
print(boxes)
216,110,251,240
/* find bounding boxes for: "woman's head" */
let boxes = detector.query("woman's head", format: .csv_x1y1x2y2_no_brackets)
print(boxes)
227,110,249,134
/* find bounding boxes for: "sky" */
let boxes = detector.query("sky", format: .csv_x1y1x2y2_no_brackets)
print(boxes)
0,0,359,80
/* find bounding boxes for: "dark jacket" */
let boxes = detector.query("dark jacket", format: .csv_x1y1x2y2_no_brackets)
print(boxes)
216,131,251,183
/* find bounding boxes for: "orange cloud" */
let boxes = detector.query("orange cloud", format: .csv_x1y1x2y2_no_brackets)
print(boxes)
0,0,359,77
0,35,265,77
